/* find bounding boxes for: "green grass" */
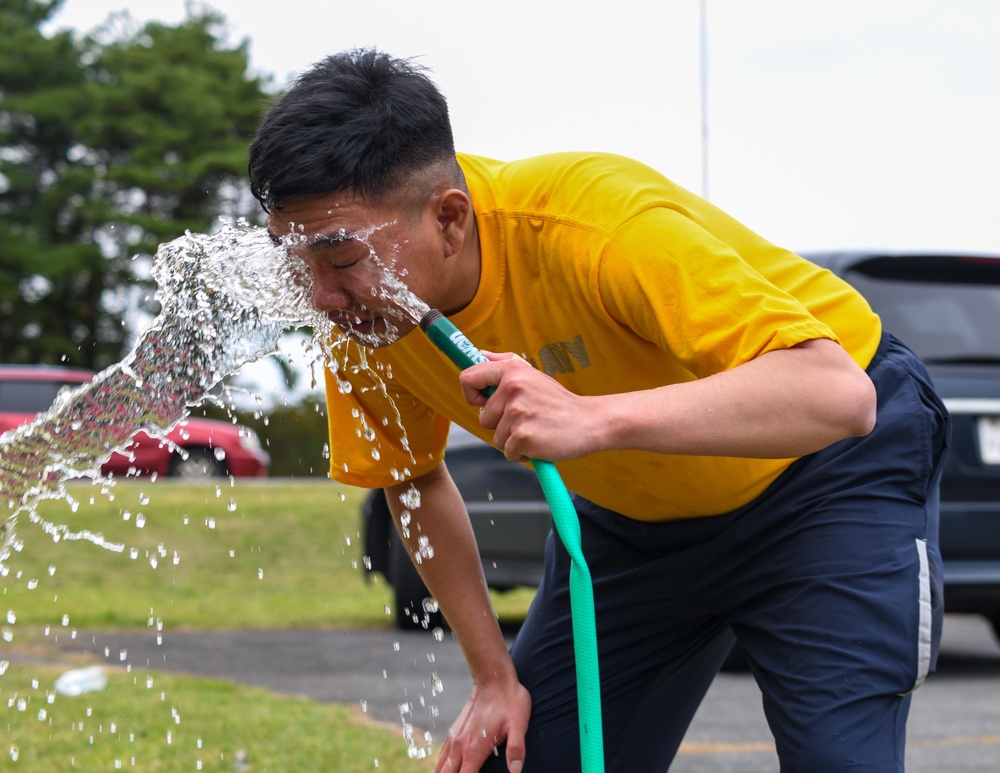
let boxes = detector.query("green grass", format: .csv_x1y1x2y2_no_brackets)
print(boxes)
0,664,433,771
3,480,392,630
2,479,534,630
0,479,534,770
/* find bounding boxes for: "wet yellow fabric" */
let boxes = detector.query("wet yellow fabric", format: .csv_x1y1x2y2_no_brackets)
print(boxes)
324,152,881,520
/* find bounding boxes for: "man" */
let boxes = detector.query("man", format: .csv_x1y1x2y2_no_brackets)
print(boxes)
248,48,949,773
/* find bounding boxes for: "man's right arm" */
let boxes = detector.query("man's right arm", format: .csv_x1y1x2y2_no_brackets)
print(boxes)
384,463,531,772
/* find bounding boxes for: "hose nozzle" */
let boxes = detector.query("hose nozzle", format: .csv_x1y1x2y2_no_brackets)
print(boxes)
419,309,489,371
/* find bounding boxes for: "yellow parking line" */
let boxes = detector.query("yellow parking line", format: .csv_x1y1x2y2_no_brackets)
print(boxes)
677,741,775,755
910,735,1000,748
677,734,1000,756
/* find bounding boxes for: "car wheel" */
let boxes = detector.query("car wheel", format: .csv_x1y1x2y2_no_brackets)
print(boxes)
388,532,444,631
170,448,226,479
719,640,751,672
988,614,1000,645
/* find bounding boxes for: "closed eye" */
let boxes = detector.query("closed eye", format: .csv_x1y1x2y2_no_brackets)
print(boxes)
327,256,364,270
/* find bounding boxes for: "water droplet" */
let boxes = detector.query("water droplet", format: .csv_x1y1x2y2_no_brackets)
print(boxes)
227,498,237,512
398,484,421,509
257,568,264,580
138,492,150,505
135,513,146,528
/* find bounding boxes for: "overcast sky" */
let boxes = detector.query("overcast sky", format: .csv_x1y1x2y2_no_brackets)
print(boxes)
46,0,1000,256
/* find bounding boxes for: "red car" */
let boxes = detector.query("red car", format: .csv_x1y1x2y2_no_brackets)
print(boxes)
0,364,270,479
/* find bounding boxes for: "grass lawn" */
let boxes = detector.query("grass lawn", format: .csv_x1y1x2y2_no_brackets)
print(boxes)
0,664,434,771
2,479,534,630
0,479,534,770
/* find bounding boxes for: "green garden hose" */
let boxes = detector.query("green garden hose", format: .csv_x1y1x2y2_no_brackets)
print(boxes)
420,309,605,773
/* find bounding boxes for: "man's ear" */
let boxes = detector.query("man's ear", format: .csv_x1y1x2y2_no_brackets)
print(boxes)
436,189,471,257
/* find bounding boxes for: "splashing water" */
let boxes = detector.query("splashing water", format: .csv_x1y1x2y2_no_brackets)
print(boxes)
377,268,431,329
0,217,439,564
0,220,323,563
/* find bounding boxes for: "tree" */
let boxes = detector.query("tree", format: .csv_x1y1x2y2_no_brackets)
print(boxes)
0,0,272,369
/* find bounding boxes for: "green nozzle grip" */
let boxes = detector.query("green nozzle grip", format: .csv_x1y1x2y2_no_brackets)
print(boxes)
420,309,491,375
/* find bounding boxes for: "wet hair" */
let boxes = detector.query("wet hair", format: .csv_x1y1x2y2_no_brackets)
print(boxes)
248,48,458,212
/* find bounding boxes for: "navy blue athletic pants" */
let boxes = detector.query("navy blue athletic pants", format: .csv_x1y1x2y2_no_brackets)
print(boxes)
481,334,950,772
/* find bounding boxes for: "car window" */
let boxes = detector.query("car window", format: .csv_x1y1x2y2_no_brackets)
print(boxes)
843,258,1000,363
0,380,70,413
448,446,544,501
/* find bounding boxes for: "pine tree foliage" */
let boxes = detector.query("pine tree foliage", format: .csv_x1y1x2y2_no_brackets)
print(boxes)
0,0,272,368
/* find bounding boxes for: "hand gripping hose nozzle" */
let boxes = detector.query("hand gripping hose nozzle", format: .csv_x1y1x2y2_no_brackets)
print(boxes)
418,308,605,772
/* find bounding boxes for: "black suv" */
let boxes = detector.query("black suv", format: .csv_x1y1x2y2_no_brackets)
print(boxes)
806,252,1000,640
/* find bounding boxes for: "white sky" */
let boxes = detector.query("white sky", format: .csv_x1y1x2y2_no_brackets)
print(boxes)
46,0,1000,255
43,0,1000,401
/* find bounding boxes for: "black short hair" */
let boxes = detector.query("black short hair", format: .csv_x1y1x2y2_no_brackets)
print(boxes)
248,48,456,212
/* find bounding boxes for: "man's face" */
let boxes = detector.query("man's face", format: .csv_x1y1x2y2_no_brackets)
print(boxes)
267,190,441,347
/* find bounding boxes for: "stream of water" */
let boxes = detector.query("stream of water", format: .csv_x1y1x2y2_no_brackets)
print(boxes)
0,222,325,566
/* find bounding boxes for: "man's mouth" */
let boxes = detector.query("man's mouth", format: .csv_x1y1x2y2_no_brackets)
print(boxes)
343,315,374,333
328,311,373,334
327,311,407,347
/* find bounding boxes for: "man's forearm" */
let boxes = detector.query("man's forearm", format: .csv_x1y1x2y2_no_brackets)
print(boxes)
465,338,877,463
385,463,516,685
601,338,877,459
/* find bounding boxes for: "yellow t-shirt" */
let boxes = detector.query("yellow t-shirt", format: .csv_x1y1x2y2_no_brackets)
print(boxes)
324,152,882,521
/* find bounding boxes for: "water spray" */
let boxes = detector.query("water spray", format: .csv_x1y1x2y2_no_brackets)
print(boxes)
419,309,605,772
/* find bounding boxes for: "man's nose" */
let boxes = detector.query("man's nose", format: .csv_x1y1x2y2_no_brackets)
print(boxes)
310,274,354,312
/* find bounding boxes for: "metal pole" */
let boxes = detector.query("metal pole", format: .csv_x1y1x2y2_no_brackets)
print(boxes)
699,0,710,200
